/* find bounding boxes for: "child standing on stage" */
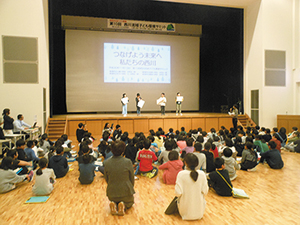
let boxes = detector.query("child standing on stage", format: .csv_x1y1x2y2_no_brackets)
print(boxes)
158,93,167,115
175,92,183,115
136,93,141,115
121,93,129,117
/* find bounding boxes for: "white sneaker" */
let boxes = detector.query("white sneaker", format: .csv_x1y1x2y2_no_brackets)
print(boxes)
176,113,178,116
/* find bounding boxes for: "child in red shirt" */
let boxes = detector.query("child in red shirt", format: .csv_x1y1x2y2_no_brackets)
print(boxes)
137,139,158,178
271,134,282,153
159,151,183,185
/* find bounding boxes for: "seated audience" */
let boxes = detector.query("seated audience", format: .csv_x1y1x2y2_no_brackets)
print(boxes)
174,153,208,220
77,145,96,184
240,142,258,171
0,157,32,193
159,151,183,185
32,157,55,195
208,157,232,196
193,143,206,172
181,138,194,158
38,134,51,154
136,139,158,178
48,146,69,178
124,137,139,164
259,141,284,169
16,139,29,161
6,150,32,175
222,148,240,180
270,134,282,152
201,142,215,173
158,140,176,164
24,140,40,162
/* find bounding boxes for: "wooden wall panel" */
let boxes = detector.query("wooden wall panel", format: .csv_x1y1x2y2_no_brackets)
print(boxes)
119,119,134,134
178,118,192,132
86,120,102,136
205,118,219,131
277,115,300,132
149,119,164,131
102,120,118,130
191,118,205,131
219,117,232,130
288,120,300,131
164,118,177,132
134,119,149,134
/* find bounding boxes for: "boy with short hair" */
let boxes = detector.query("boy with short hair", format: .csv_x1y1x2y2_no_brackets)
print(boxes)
222,148,240,181
15,139,29,161
137,139,158,178
24,140,40,162
208,157,233,196
201,142,215,173
193,142,206,172
259,141,284,169
48,146,69,178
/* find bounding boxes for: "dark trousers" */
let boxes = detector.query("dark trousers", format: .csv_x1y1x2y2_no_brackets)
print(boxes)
161,106,165,115
232,117,237,129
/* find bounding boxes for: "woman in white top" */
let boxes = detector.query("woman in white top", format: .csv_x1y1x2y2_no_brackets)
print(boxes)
175,153,209,220
33,158,55,195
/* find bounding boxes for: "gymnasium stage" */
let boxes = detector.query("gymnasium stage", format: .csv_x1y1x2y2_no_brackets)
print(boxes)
53,112,233,139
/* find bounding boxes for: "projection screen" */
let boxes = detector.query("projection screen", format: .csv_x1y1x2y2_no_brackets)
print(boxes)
66,30,199,113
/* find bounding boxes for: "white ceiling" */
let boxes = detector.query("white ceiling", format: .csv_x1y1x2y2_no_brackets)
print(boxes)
158,0,260,8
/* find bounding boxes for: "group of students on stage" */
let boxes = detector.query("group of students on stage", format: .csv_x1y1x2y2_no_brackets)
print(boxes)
121,92,184,116
0,120,291,220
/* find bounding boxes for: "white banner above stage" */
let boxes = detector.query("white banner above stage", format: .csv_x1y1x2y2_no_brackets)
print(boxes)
107,19,175,32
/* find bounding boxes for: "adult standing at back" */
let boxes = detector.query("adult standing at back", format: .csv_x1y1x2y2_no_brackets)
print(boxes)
2,108,14,135
229,105,238,130
104,141,135,216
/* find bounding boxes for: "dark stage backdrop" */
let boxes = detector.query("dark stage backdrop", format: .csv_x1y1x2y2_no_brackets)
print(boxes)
49,0,243,116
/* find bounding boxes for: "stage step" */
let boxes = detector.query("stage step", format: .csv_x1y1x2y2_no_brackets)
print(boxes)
45,118,67,141
238,114,256,129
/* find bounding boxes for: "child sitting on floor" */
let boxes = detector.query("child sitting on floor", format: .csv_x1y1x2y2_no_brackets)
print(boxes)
222,148,240,181
193,143,206,172
159,151,183,185
32,157,56,195
259,141,284,169
48,146,69,178
136,139,158,178
208,157,232,196
77,145,96,184
201,142,215,173
240,142,258,171
24,140,40,162
0,157,33,193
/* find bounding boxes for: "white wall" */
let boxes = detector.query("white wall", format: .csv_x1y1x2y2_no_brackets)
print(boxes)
0,0,49,131
245,0,298,128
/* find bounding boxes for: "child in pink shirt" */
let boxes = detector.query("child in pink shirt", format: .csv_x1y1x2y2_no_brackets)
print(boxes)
159,151,183,185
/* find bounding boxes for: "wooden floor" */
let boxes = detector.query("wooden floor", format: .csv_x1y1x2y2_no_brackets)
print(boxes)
1,150,300,225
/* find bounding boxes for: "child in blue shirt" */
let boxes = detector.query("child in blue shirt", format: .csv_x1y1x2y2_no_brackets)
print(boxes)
24,140,40,162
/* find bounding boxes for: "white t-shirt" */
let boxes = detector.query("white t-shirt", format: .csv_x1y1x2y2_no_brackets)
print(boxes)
175,170,208,220
32,168,55,195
